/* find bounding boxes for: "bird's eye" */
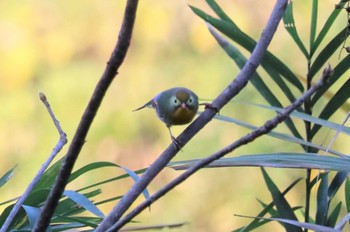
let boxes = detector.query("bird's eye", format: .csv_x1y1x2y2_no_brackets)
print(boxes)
174,99,178,104
188,98,193,104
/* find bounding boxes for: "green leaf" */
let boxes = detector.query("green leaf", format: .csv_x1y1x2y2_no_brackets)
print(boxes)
345,178,350,214
327,201,342,227
312,55,350,105
283,1,309,58
309,28,347,79
33,158,63,191
328,172,347,201
311,78,350,137
316,173,328,225
205,0,235,25
69,162,120,183
234,178,302,232
0,165,16,188
310,0,318,49
63,190,105,218
207,25,303,140
312,3,345,56
260,168,301,232
77,168,147,192
190,5,304,92
70,162,150,201
169,153,350,172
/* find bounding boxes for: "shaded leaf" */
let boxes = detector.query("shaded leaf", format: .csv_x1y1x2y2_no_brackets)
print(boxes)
234,178,302,232
312,55,350,106
311,78,350,137
207,25,302,140
260,168,301,232
316,174,328,225
327,201,342,228
309,28,347,79
328,172,347,200
190,5,304,92
312,3,346,55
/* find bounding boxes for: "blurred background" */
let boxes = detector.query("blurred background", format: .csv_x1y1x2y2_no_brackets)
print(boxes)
0,0,349,231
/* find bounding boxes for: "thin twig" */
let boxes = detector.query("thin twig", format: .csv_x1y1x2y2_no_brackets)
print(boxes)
96,0,289,230
110,65,332,231
0,93,67,232
32,0,139,231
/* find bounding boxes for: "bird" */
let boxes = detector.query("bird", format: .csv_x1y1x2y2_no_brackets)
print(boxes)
133,87,199,148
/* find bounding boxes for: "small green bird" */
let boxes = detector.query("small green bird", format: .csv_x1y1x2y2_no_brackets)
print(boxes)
134,87,199,147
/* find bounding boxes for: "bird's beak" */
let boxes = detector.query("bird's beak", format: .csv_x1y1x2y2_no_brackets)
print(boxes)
181,103,187,109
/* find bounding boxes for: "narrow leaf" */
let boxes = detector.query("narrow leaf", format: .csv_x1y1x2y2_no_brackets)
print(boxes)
169,153,350,172
207,25,302,140
243,102,350,135
328,172,347,201
260,168,301,232
327,201,342,228
235,178,302,232
312,2,345,55
310,0,318,49
190,5,304,92
283,1,308,58
345,178,350,216
63,190,105,218
120,165,151,200
309,28,347,79
312,55,350,105
211,113,344,157
0,165,16,188
22,205,42,231
316,174,329,225
205,0,235,25
311,78,350,137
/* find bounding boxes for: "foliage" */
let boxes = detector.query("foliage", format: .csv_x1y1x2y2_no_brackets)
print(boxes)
0,0,349,231
0,161,147,231
168,0,350,231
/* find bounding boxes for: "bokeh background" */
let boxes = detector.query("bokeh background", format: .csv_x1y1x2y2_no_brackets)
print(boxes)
0,0,349,231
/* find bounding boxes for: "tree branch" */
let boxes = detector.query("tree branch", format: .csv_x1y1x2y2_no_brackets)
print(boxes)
110,65,332,231
0,93,67,232
32,0,139,231
96,0,289,230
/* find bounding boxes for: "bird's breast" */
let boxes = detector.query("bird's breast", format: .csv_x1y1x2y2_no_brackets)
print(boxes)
170,107,196,125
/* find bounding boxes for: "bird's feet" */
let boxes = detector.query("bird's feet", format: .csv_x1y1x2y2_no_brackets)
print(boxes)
171,136,183,150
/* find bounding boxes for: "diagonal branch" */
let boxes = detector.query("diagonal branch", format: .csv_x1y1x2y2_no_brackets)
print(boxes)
0,93,67,232
109,65,332,231
32,0,139,231
96,0,289,230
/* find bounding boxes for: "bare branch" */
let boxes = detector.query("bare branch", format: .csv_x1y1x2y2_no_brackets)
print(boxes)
0,93,67,232
32,0,139,231
96,0,290,230
108,65,331,231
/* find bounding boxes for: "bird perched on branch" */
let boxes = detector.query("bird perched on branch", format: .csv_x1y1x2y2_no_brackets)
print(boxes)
133,87,199,148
